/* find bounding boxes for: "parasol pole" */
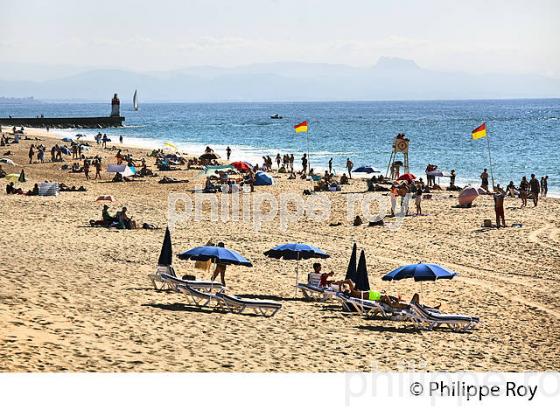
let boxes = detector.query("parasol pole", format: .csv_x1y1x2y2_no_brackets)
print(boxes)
486,127,496,190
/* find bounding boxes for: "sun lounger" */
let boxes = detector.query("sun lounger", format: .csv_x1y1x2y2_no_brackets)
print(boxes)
148,265,176,290
408,302,479,332
345,297,389,319
159,273,225,292
296,283,336,301
214,293,282,317
176,284,220,307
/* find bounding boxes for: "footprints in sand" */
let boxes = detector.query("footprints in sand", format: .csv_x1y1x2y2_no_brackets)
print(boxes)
528,223,560,254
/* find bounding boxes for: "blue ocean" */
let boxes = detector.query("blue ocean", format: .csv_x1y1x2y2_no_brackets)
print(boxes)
2,99,559,194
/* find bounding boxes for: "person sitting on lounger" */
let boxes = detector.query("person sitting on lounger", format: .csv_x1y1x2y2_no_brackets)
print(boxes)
307,262,324,287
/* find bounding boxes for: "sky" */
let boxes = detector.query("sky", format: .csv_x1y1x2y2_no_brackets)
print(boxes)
1,0,559,78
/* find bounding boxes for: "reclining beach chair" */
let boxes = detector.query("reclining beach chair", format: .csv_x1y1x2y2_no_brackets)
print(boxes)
296,283,337,301
176,284,220,307
148,265,176,290
214,293,282,317
345,297,389,319
408,302,480,332
159,273,224,293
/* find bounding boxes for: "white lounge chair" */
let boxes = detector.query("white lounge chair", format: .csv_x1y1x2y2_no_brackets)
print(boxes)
148,265,176,290
176,284,220,307
214,293,282,317
159,273,225,292
407,302,479,332
345,297,389,319
296,283,338,301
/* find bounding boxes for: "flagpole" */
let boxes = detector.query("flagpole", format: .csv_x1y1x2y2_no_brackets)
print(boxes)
486,127,495,190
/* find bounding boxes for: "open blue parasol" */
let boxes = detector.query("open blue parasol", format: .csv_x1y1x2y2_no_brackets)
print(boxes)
178,245,252,267
381,263,457,282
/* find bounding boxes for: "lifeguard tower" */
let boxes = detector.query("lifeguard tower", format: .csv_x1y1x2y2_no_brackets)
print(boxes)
385,133,410,179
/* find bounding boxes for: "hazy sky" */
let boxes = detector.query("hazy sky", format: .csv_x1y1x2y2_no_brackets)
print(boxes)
1,0,559,77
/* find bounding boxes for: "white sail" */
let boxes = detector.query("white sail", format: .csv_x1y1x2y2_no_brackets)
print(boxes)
133,89,139,111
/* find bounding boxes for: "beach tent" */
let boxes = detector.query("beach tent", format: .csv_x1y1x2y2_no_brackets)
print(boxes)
38,182,59,196
355,250,370,291
95,195,115,202
382,263,457,282
397,173,416,182
458,186,479,206
61,137,74,143
254,171,273,186
231,161,252,173
354,166,377,174
107,164,126,173
122,165,136,177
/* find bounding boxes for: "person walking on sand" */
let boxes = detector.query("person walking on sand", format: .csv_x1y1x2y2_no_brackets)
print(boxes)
276,153,281,170
541,176,548,198
119,135,123,144
84,160,90,180
519,176,529,208
346,158,353,179
210,242,228,286
493,191,506,228
414,181,423,216
94,159,102,180
102,134,108,148
530,174,540,207
301,154,308,174
226,146,231,161
480,168,489,191
328,158,333,174
28,144,35,164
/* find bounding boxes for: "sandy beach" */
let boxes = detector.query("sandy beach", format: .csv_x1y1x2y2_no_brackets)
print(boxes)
1,129,559,372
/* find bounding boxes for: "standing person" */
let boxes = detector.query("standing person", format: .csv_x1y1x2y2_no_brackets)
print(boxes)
50,145,56,162
119,135,123,144
102,134,108,148
328,158,333,174
450,169,456,188
480,169,489,191
414,181,423,216
346,158,353,179
37,145,45,163
28,144,35,164
425,164,432,187
210,242,227,286
529,174,540,207
276,153,281,170
389,183,399,217
94,160,102,180
519,176,529,208
301,154,308,174
541,176,548,198
226,146,231,161
493,191,506,228
84,160,90,180
399,183,410,216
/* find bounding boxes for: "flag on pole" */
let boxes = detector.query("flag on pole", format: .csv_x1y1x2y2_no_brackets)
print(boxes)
471,123,487,140
294,121,308,133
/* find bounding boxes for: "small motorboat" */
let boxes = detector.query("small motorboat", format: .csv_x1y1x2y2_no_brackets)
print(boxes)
270,114,283,119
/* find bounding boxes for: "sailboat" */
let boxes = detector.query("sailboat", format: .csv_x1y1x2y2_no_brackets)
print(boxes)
133,89,139,111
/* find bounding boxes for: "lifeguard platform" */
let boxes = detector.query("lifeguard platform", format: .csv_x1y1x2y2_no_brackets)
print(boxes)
385,133,410,179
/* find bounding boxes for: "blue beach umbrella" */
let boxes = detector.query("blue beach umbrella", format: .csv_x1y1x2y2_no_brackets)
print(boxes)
265,243,330,295
381,263,457,282
177,245,253,267
354,166,377,174
264,243,330,260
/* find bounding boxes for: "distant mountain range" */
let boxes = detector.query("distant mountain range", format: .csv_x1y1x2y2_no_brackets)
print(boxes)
1,57,559,102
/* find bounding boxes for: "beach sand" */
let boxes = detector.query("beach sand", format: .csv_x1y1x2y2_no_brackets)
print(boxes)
1,129,559,372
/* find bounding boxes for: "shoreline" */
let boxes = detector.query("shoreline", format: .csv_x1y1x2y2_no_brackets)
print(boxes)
17,126,560,198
